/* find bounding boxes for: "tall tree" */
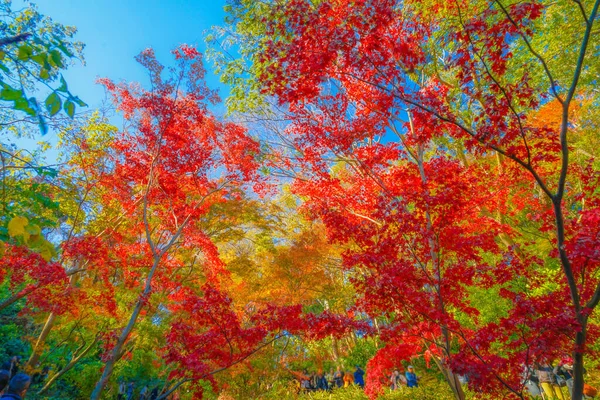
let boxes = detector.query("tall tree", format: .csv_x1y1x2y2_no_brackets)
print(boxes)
221,0,600,398
84,45,263,398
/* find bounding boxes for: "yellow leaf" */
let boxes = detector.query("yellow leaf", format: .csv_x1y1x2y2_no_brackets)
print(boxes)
8,216,29,239
39,246,53,261
37,240,56,261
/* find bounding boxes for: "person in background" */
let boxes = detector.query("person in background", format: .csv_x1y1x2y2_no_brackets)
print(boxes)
316,370,328,390
126,381,135,400
1,358,19,379
326,368,335,389
309,371,318,391
354,365,365,388
405,365,419,388
0,370,10,394
31,366,50,386
390,370,399,390
117,381,126,400
536,362,565,400
343,371,353,388
300,369,311,393
149,386,159,400
0,373,31,400
390,369,406,390
554,362,574,398
139,385,148,400
333,367,344,388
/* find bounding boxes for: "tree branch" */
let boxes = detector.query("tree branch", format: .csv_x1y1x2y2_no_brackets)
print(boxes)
0,33,31,48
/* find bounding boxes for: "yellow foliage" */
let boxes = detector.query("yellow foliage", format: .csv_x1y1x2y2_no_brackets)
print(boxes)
37,242,55,261
6,216,56,260
8,216,29,240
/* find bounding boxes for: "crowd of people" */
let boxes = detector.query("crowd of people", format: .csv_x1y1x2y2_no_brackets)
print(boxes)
115,381,171,400
389,365,419,389
525,360,598,400
0,354,181,400
0,356,31,400
1,353,598,399
289,365,365,392
288,364,424,393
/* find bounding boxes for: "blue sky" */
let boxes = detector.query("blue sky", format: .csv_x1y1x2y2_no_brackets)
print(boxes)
29,0,228,114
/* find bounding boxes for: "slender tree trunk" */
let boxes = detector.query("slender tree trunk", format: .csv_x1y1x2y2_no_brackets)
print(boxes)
442,327,466,400
26,312,56,370
444,367,466,400
431,350,466,400
37,336,97,395
331,335,340,362
89,277,152,400
27,273,79,370
0,287,35,312
571,321,587,400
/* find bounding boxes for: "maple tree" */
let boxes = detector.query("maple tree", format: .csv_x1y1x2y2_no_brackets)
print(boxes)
221,0,600,399
2,1,599,398
76,44,266,398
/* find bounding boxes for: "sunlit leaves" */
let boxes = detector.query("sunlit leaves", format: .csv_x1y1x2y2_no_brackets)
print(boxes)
0,1,85,132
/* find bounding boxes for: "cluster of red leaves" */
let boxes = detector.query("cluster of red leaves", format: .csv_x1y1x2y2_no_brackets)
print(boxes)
0,244,69,313
251,0,600,397
54,45,368,398
164,285,369,398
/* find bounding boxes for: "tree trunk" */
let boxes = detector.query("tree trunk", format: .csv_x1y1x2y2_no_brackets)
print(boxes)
37,336,97,395
26,312,56,370
0,287,35,312
90,251,164,400
331,335,340,362
89,290,146,400
571,320,587,400
445,368,466,400
431,353,466,400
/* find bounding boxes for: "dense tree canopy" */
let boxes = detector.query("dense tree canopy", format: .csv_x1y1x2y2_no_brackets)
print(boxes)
1,0,600,399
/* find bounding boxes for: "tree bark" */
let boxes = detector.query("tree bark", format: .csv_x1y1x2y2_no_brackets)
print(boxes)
37,335,98,395
89,257,157,400
0,287,35,312
571,321,587,400
26,312,56,370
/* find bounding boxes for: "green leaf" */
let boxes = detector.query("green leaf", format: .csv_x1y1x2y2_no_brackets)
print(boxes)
64,99,75,118
39,68,50,80
39,167,58,178
0,50,5,61
31,53,46,66
0,85,22,101
57,43,73,58
56,75,68,92
17,45,33,61
72,96,87,107
49,49,63,68
0,62,9,74
14,98,36,117
45,92,61,116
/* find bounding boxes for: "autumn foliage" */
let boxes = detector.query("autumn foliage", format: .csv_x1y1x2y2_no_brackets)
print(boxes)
2,0,600,399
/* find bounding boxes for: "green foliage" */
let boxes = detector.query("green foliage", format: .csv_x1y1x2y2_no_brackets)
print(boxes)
253,381,478,400
377,382,475,400
0,0,85,133
0,286,30,361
